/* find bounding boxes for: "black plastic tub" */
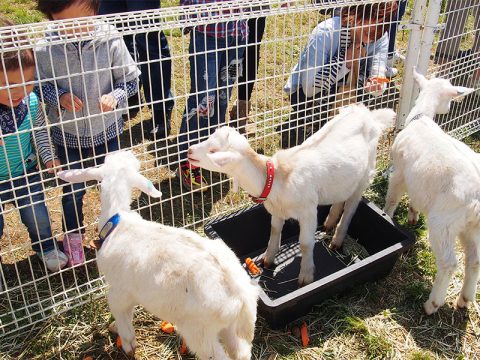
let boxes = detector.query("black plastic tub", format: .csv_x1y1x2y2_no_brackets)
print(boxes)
204,199,415,329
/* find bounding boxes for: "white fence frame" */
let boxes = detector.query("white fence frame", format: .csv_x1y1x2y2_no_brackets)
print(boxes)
0,0,478,344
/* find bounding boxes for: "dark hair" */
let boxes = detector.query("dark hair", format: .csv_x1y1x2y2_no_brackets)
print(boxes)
0,18,36,72
341,1,399,24
37,0,100,20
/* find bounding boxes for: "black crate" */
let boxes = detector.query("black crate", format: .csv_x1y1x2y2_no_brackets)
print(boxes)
204,199,415,328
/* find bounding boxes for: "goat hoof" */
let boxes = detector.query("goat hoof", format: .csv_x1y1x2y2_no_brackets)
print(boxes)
423,300,440,315
328,241,341,251
108,321,118,334
126,350,136,359
298,272,314,287
262,259,271,269
456,295,470,309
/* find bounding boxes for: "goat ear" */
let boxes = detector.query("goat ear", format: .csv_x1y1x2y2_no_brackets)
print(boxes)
207,151,240,168
412,67,428,88
57,167,104,183
453,86,475,97
129,172,162,198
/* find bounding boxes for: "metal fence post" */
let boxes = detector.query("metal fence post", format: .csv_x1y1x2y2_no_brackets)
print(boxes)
396,0,442,131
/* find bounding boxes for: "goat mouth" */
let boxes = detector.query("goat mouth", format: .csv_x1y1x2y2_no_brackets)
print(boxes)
188,157,199,163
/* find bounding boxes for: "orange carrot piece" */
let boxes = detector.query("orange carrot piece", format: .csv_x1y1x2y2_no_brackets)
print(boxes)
160,321,175,334
371,76,390,84
245,257,261,275
83,356,94,360
179,339,188,355
116,335,122,348
300,322,310,347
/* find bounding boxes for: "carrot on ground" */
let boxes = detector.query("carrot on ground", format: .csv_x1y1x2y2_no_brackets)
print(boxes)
160,321,175,334
300,322,310,347
116,335,122,348
179,339,188,355
245,257,261,275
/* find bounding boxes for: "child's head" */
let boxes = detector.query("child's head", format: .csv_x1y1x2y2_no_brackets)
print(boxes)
0,19,36,108
37,0,100,21
341,1,399,44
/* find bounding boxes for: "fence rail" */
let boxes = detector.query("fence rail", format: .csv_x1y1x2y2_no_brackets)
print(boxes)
0,0,478,341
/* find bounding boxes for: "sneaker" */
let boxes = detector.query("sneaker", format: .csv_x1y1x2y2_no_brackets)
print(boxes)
37,249,68,272
63,233,85,266
179,162,208,192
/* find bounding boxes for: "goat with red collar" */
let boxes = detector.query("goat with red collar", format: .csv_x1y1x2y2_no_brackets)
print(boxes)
188,104,395,286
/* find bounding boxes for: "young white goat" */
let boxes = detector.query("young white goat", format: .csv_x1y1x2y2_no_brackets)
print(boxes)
383,69,477,315
58,151,258,360
188,104,395,286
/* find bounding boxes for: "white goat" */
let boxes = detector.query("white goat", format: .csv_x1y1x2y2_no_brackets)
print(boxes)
188,104,395,286
384,69,477,315
58,151,258,360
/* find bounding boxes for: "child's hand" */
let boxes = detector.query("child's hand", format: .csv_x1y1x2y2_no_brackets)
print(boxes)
45,159,62,174
60,93,83,112
99,95,118,112
365,78,387,94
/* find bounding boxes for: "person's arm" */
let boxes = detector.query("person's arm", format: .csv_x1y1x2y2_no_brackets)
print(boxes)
363,32,389,97
100,79,138,112
32,106,60,172
107,31,141,108
33,82,68,108
299,23,332,98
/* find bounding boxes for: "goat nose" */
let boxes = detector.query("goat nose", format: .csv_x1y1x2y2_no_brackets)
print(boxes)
188,148,192,155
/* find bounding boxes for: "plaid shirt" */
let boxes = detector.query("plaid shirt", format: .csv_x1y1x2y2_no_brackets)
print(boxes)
180,0,248,38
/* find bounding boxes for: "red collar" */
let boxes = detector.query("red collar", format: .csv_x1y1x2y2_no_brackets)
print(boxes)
250,160,275,204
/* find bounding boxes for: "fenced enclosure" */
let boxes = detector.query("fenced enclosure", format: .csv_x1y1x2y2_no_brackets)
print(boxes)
0,0,479,353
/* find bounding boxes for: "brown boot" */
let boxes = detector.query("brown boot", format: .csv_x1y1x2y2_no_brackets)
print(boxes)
229,100,251,134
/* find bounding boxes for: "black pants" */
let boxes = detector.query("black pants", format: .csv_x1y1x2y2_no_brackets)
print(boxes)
237,17,267,102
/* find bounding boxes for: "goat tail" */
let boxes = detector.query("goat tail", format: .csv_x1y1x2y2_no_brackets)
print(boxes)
370,108,396,132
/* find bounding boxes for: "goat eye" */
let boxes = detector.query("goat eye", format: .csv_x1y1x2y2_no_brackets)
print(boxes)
209,148,218,154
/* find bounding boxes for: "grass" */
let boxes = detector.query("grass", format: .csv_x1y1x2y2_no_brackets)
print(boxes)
1,0,480,359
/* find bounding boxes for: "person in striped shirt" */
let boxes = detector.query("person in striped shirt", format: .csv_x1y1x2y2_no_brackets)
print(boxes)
283,2,397,148
0,20,68,272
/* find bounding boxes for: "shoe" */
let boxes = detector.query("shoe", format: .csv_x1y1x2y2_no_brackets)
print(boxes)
179,162,208,192
37,249,68,272
63,233,85,266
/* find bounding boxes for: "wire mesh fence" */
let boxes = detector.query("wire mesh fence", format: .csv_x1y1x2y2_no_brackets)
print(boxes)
0,0,478,340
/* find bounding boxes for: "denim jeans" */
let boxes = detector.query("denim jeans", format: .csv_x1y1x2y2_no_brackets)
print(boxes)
99,0,174,136
57,137,119,233
178,30,246,161
0,169,55,253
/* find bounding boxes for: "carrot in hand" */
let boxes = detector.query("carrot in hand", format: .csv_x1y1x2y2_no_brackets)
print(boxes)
116,335,122,348
370,76,390,84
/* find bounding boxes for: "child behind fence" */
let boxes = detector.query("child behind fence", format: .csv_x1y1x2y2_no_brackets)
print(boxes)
0,19,68,272
34,0,140,264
